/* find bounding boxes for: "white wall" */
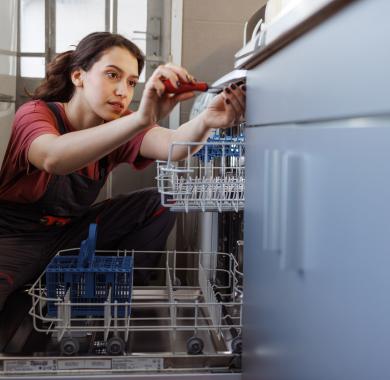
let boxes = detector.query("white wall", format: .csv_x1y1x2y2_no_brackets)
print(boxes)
180,0,266,123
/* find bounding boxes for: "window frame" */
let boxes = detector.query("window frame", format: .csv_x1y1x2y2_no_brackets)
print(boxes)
16,0,165,108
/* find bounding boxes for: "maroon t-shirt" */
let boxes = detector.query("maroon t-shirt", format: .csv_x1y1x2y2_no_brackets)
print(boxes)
0,100,155,203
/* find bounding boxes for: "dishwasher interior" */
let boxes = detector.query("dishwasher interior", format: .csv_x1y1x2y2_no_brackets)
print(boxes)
0,90,245,378
0,240,243,378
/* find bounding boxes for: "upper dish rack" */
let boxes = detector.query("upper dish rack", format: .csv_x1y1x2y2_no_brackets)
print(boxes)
156,125,245,212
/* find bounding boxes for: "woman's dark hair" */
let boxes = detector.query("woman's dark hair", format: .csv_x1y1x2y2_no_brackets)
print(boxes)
31,32,145,102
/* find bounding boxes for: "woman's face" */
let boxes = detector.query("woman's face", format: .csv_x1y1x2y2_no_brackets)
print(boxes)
79,46,139,121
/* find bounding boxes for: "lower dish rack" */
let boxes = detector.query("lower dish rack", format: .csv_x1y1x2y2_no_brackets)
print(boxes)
13,248,243,376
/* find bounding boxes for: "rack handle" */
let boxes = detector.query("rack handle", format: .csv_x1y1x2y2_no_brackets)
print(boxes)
77,223,97,268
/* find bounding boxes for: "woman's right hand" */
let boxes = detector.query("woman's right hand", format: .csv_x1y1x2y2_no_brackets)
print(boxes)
134,63,196,127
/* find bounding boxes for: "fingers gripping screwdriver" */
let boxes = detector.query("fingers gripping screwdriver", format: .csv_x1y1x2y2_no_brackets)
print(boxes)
162,79,209,94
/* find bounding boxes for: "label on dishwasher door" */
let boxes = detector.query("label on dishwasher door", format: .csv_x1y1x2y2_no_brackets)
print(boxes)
4,359,57,373
112,357,163,371
57,359,111,370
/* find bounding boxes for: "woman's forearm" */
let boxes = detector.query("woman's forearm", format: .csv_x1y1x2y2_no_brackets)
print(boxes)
166,114,213,160
40,112,148,175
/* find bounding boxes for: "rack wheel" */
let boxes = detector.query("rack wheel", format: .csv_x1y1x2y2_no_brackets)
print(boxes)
229,355,242,369
231,336,242,354
186,336,204,355
60,337,80,356
106,336,125,356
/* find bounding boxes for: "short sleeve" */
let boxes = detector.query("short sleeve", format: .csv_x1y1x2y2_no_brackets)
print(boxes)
12,100,60,171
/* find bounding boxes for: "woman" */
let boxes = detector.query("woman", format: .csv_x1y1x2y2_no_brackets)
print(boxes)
0,32,245,310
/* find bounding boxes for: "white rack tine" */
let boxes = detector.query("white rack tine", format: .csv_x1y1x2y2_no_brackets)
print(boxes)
157,139,245,212
27,250,243,346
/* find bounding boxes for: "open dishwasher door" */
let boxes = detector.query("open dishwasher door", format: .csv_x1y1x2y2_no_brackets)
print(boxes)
1,237,243,378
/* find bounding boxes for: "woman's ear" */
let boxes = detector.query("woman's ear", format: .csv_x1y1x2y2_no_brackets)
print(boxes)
71,69,84,87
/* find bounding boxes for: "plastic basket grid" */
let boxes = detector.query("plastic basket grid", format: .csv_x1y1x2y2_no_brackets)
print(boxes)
194,133,245,161
46,255,133,317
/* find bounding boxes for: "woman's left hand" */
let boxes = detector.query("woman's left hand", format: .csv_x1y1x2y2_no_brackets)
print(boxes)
202,82,246,130
136,63,196,127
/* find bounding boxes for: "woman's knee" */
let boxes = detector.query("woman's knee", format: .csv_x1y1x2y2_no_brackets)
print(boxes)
140,187,161,205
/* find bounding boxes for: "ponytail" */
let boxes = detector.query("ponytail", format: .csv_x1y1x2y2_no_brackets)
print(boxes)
31,50,75,102
30,32,145,102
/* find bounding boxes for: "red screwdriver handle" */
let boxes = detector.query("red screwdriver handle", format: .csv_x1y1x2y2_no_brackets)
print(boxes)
162,79,208,94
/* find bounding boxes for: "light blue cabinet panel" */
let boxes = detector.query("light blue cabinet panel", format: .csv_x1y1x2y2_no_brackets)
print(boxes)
243,118,390,380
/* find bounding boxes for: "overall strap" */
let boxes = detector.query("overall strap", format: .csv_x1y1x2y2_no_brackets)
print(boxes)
46,102,67,134
46,102,108,179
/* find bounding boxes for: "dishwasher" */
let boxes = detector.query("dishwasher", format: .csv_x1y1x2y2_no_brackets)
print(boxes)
0,73,246,379
4,0,381,378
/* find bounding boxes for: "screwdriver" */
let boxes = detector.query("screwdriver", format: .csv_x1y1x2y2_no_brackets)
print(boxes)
162,79,209,94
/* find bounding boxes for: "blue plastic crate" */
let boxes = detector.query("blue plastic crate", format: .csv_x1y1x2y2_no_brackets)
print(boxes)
46,224,133,317
194,132,245,161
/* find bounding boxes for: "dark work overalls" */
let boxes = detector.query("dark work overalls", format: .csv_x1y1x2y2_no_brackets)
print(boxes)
0,102,175,311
